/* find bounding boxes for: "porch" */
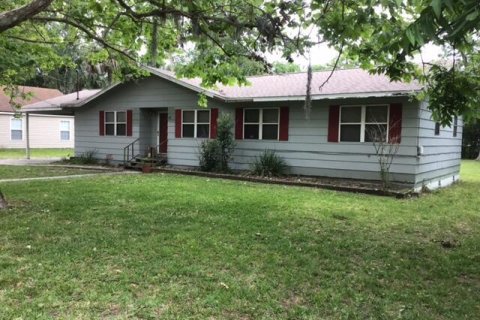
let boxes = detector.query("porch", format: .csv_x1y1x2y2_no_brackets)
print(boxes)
123,108,169,168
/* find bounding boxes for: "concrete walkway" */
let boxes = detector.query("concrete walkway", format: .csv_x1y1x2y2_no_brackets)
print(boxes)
0,158,62,166
0,170,139,183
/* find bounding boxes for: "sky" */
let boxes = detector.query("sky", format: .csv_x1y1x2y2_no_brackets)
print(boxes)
268,42,445,69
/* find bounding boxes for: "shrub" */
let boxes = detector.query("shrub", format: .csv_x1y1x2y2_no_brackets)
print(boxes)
462,121,480,159
198,113,235,173
69,149,98,165
216,113,235,172
199,139,220,172
251,150,287,177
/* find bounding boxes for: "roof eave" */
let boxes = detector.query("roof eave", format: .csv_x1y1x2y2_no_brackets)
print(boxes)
62,85,119,108
236,90,421,102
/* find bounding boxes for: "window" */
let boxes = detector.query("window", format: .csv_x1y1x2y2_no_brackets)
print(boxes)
10,118,22,140
453,116,458,137
105,111,126,136
434,122,440,136
244,108,279,140
60,121,70,140
182,110,210,138
339,105,389,142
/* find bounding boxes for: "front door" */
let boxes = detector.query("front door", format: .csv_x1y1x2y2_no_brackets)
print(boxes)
158,113,168,153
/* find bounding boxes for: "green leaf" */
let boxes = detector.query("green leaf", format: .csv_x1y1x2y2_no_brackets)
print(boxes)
405,28,416,46
431,0,442,18
466,11,479,21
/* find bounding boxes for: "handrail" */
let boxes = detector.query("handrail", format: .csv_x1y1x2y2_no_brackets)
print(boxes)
123,138,140,166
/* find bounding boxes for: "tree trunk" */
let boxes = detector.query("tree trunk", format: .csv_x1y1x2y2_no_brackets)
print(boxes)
0,190,7,210
149,19,159,67
476,150,480,160
0,0,53,33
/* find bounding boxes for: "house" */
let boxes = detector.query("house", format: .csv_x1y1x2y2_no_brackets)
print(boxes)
0,86,75,149
23,68,463,191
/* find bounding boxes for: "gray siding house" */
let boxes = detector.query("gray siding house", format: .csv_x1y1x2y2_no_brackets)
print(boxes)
24,68,463,191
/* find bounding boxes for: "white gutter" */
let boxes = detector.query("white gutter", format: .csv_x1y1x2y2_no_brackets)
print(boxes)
248,90,420,102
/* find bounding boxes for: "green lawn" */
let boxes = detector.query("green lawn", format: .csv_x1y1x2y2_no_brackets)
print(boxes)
0,148,73,159
0,165,101,180
0,162,479,319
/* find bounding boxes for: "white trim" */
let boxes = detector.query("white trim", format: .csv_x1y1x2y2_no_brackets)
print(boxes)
0,112,73,118
339,104,390,143
250,91,418,102
243,108,280,140
105,111,127,136
414,174,460,192
181,109,210,138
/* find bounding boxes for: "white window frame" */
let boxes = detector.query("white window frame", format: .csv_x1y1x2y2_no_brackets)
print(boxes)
339,105,390,142
10,117,23,141
243,108,280,140
181,109,210,138
105,111,127,136
60,120,71,141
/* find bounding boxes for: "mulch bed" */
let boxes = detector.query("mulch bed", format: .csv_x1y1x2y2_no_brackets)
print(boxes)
151,166,419,198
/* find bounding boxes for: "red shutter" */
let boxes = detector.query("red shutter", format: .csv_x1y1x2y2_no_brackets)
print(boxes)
328,105,340,142
126,110,133,136
99,111,105,136
279,107,289,141
210,108,219,139
389,103,402,143
175,109,182,138
235,108,243,139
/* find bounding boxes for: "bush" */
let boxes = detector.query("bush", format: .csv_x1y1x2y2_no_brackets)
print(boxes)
462,121,480,159
251,150,287,177
198,113,235,172
216,113,235,172
69,149,98,165
199,140,220,172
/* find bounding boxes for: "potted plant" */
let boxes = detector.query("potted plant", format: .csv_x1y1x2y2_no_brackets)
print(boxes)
141,158,154,173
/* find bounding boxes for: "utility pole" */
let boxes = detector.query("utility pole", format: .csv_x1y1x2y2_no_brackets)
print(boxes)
25,112,30,159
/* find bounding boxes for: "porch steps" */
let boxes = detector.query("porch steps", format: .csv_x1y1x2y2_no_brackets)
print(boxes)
124,153,167,170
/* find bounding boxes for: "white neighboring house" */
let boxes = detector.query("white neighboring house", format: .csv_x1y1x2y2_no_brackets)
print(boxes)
0,86,75,149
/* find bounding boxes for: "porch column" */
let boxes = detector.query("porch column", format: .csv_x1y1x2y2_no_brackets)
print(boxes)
25,112,30,159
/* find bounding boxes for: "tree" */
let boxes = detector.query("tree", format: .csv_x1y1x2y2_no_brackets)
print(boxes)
0,0,311,209
311,57,359,71
1,0,310,89
272,62,301,74
310,0,480,125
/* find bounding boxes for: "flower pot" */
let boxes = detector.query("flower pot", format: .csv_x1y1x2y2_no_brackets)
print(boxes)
142,165,153,173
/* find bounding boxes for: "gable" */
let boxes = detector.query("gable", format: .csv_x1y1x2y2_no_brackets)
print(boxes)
82,76,205,110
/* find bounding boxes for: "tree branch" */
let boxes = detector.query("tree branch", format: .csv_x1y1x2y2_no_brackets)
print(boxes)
0,0,53,32
31,16,138,62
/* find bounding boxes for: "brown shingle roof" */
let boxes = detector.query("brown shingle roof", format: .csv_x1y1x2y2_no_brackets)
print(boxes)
23,68,423,112
22,90,101,111
151,68,422,100
0,86,63,112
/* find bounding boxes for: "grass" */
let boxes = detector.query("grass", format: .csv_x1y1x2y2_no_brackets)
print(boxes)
0,165,102,180
0,162,479,319
0,148,73,159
